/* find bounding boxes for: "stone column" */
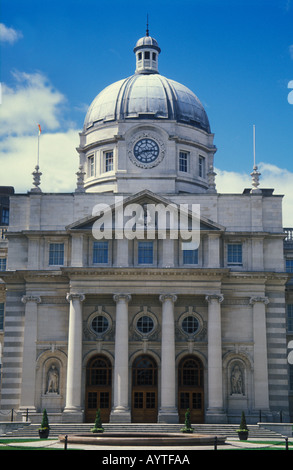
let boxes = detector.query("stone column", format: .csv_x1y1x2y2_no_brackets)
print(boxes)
64,293,85,418
19,295,41,413
205,294,226,423
250,296,270,411
110,294,131,422
158,294,178,423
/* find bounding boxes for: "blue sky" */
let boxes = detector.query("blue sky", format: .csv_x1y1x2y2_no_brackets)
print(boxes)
1,0,293,223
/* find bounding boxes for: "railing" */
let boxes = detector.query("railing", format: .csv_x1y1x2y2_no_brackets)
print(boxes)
284,228,293,248
0,227,7,240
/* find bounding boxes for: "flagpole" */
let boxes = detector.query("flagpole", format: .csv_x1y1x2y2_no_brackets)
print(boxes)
37,124,41,167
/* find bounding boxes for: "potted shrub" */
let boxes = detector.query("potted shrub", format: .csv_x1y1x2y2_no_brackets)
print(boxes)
181,409,194,433
237,411,249,440
38,409,50,439
91,409,104,433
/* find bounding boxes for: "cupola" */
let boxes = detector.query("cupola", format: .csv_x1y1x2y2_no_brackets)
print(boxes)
133,26,161,74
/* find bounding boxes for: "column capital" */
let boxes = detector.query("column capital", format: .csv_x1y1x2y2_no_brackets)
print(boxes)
249,296,269,305
159,294,177,304
21,295,41,304
205,294,224,304
113,293,132,303
66,293,85,303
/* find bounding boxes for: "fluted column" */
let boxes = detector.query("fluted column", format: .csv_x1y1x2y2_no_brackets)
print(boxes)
110,294,131,422
205,294,226,422
250,296,270,410
158,294,178,423
64,293,85,415
19,295,41,413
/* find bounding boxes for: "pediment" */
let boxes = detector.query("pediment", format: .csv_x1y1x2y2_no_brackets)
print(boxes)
66,189,225,233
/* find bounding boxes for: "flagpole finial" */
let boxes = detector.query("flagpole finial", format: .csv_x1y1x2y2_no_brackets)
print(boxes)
30,165,42,193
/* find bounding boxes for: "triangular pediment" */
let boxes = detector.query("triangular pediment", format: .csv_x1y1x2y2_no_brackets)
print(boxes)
66,190,225,232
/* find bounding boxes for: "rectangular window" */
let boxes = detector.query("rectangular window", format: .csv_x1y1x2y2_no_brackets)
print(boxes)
179,151,188,172
144,51,150,60
199,156,205,178
93,241,108,264
88,155,95,177
286,259,293,273
0,258,7,271
138,241,153,264
49,243,64,265
227,243,242,265
0,303,4,330
2,208,9,225
183,249,198,265
105,151,114,172
287,305,293,332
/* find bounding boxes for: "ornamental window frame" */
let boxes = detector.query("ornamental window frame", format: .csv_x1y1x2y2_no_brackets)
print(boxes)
133,308,158,339
178,309,203,339
87,309,112,339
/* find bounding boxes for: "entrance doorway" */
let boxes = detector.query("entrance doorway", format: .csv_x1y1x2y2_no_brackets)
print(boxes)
132,355,158,423
85,355,112,423
178,356,204,423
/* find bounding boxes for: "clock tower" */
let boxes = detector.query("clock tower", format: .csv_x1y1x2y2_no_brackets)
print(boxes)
78,31,217,194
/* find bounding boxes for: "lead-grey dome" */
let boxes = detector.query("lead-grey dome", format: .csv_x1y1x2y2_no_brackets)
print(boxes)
84,74,210,132
84,34,211,133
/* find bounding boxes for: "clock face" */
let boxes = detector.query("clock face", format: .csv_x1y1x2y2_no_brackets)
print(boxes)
133,138,160,164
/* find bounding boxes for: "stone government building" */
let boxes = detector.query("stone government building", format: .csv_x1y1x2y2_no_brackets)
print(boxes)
0,30,293,424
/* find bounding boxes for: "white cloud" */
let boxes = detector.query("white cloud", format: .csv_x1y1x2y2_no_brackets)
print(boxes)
0,23,22,44
0,131,79,193
1,71,67,136
0,70,80,193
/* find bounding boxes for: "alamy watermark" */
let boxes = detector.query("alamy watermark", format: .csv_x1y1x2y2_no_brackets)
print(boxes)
92,196,200,250
288,80,293,105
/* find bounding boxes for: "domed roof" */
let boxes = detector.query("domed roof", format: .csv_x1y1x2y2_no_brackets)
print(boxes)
84,33,211,133
134,35,161,53
84,74,210,132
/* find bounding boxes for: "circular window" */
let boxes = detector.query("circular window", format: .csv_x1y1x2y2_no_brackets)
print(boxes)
91,315,109,334
136,315,154,334
181,315,199,335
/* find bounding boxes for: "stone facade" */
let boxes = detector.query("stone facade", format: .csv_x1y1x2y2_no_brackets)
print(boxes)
0,32,291,424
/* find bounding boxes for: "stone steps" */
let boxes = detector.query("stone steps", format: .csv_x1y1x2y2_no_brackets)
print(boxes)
2,422,286,439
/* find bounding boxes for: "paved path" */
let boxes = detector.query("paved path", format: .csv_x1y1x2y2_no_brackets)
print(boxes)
1,437,291,451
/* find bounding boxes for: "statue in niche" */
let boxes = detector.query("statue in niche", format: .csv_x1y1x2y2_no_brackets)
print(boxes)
231,364,244,395
46,364,59,394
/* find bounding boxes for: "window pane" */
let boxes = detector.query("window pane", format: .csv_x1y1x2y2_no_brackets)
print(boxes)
105,151,113,172
179,152,188,172
199,156,205,177
2,208,9,224
138,241,153,264
49,243,64,265
182,316,199,334
286,260,293,273
93,241,108,264
92,315,109,334
88,155,94,177
0,258,7,271
183,249,198,265
227,244,242,265
137,315,154,334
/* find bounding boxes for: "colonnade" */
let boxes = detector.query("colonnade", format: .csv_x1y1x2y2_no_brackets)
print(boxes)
19,292,270,422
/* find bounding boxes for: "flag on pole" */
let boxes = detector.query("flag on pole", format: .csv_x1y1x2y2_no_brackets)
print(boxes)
38,124,42,135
